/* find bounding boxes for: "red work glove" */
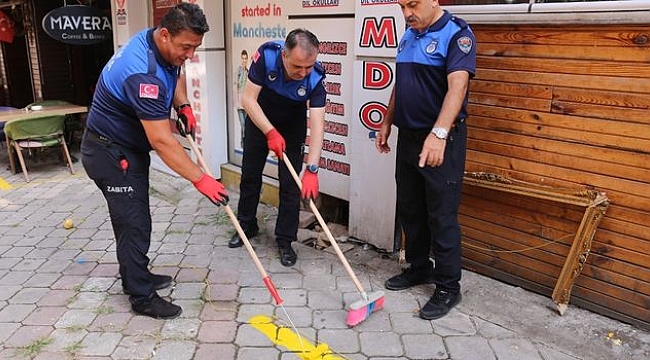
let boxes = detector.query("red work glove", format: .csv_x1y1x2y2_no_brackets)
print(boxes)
192,173,229,206
301,170,319,200
176,104,196,134
265,128,285,160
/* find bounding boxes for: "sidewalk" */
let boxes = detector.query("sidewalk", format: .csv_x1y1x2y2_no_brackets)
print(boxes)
0,147,649,360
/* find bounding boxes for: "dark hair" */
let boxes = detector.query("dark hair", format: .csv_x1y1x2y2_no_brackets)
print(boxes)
159,3,209,36
241,49,248,57
284,28,319,55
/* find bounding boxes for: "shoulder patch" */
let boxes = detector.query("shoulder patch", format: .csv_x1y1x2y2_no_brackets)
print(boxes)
252,50,261,63
457,36,473,54
139,83,159,99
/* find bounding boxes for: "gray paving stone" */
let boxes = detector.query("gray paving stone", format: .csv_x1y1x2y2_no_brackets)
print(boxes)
403,333,447,359
390,312,434,334
79,332,122,356
199,301,238,321
152,341,196,360
23,272,61,287
55,309,97,329
172,282,205,300
238,287,272,304
160,318,200,340
303,274,337,290
308,290,344,310
112,335,157,360
4,325,54,347
0,322,20,344
275,305,313,328
81,277,115,292
359,332,403,357
446,335,496,360
8,287,51,305
206,283,239,302
33,352,69,360
12,258,46,271
537,344,582,360
51,275,87,289
25,247,57,259
318,328,360,353
23,306,68,326
237,347,280,360
0,304,36,322
489,338,544,360
0,270,34,285
474,317,517,339
157,242,187,254
234,324,274,346
123,316,164,336
88,312,132,332
38,259,72,273
194,343,236,360
432,310,476,336
3,246,34,257
236,304,276,323
353,311,393,332
68,292,106,309
0,285,22,300
197,320,237,343
175,299,204,318
0,257,21,269
313,310,349,330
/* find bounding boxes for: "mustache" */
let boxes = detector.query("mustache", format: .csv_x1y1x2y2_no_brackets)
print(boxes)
406,16,416,22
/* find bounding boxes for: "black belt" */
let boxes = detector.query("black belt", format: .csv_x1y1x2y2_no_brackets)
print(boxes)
85,129,117,146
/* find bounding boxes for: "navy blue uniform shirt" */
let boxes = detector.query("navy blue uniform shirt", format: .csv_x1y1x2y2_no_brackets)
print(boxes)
248,41,326,125
393,11,476,130
86,28,179,152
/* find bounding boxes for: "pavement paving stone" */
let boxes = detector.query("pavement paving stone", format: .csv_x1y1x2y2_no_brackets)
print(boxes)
402,333,447,359
152,340,196,360
157,242,187,254
38,258,73,273
275,288,308,306
275,305,313,328
0,322,20,344
3,246,34,257
112,335,157,359
160,318,200,339
353,310,393,332
12,258,46,272
264,272,304,289
4,324,54,348
318,328,361,353
0,285,22,300
172,282,206,300
22,306,67,326
54,309,97,329
68,291,106,309
308,290,344,310
206,283,239,302
43,328,87,352
181,254,213,268
197,320,237,343
199,301,238,321
175,299,205,318
89,263,119,278
237,347,280,360
303,273,337,290
235,323,274,346
474,316,517,339
431,310,476,337
152,253,184,267
81,277,116,292
0,257,21,269
313,309,349,330
236,303,275,322
122,316,165,336
489,337,544,360
0,270,34,285
0,303,36,322
360,331,403,357
79,332,122,356
390,312,435,334
537,344,582,360
446,335,496,360
88,312,132,332
26,247,58,259
36,289,76,306
177,267,210,282
33,352,69,360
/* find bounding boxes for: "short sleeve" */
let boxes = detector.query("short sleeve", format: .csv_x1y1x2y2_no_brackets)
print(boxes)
447,28,476,78
123,74,170,120
309,78,327,108
248,46,267,86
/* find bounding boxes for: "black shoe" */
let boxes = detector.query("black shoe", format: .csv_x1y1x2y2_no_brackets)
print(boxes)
384,265,435,291
228,227,259,248
278,244,297,267
131,293,182,319
123,273,173,295
419,289,461,320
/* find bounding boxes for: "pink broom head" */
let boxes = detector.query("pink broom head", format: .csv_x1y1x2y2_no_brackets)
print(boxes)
346,291,385,327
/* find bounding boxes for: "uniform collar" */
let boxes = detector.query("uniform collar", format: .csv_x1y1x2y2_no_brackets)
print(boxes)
409,10,451,36
147,28,175,71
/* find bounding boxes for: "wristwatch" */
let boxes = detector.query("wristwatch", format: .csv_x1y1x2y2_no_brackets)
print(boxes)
306,164,319,174
430,127,448,140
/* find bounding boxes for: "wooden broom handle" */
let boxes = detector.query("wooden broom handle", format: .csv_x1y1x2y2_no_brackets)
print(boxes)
281,154,367,295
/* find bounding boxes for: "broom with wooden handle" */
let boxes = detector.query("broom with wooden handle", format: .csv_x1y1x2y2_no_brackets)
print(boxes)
281,154,384,327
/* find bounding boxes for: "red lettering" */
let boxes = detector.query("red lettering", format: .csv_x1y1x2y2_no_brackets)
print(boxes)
359,17,397,49
359,101,386,132
363,62,392,90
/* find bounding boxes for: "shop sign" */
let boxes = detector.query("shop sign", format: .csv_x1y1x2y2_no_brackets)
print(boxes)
42,5,111,45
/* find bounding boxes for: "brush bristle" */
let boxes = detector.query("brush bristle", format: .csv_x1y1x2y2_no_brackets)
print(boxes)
346,291,385,326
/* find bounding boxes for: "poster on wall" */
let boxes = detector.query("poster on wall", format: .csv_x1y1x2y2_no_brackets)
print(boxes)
230,1,289,160
288,17,354,201
354,0,404,58
152,0,181,27
284,0,354,15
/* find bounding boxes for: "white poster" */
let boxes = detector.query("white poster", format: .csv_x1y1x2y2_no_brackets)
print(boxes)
289,18,355,201
285,0,354,14
354,0,405,58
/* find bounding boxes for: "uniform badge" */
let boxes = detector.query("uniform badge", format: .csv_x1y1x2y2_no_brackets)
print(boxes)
139,84,159,99
268,72,277,82
297,86,307,97
426,40,438,54
457,36,473,54
252,50,260,63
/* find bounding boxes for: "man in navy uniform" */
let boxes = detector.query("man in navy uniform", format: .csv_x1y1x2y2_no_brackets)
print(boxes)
229,29,326,267
376,0,476,320
81,3,228,319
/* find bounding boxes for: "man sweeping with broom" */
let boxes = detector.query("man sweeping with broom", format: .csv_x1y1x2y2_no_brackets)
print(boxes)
376,0,476,320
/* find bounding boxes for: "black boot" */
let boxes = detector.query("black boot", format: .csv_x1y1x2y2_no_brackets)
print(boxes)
228,226,259,248
131,293,182,319
278,242,297,267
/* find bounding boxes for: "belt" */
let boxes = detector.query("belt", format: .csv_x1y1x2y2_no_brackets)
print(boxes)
85,129,117,146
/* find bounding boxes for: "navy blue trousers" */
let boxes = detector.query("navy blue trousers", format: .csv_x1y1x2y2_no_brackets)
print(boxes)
395,120,467,293
81,131,154,301
237,117,305,245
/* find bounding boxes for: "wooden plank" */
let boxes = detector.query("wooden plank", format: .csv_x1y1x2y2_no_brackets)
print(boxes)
553,87,650,110
475,68,650,94
470,79,552,99
551,100,650,124
574,275,650,310
468,138,649,184
589,241,650,269
468,114,650,152
467,127,650,169
597,216,650,243
473,26,650,48
581,261,650,296
478,56,650,78
469,93,550,112
569,291,650,331
477,42,650,62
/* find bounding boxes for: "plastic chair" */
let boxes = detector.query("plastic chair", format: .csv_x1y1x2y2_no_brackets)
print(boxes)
4,114,75,182
0,106,17,145
27,100,85,145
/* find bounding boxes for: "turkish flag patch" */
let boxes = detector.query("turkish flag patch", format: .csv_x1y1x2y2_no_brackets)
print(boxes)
252,50,260,63
139,83,159,99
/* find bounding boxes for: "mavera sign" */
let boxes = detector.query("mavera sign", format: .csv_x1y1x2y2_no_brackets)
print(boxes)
42,5,111,45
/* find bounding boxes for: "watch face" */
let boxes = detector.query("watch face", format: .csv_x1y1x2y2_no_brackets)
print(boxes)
307,164,318,173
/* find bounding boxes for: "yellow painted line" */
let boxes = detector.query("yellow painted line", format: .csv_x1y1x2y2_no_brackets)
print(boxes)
0,177,12,190
249,315,345,360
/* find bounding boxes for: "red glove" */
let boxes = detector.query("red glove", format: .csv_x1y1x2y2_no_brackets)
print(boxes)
265,128,285,160
301,170,319,200
176,104,196,134
192,173,229,206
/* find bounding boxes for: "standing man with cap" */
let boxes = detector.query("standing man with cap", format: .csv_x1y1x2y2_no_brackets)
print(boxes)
229,28,326,267
376,0,476,320
81,3,229,319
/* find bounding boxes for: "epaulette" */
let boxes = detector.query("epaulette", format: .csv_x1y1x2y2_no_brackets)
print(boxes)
450,16,468,29
260,41,283,50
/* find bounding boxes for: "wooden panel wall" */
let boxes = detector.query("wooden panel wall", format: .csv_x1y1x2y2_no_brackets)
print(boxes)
461,24,650,330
